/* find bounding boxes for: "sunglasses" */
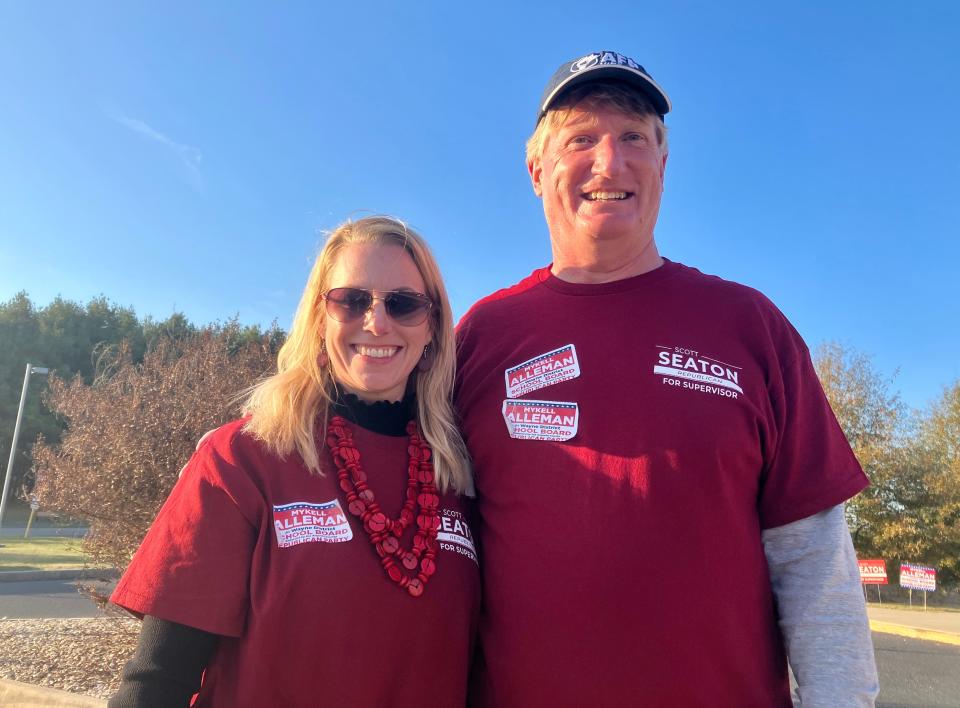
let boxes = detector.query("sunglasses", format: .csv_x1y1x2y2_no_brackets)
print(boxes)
323,287,434,326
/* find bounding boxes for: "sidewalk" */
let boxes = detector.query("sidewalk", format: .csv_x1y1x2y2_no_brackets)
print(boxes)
0,567,117,582
0,526,88,538
868,605,960,646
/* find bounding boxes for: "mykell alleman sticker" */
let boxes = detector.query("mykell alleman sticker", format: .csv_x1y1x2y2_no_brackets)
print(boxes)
273,499,353,547
504,344,580,398
502,399,579,442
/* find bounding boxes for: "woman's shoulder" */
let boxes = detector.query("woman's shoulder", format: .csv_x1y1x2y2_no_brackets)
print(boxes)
190,416,284,473
196,417,250,448
179,417,290,502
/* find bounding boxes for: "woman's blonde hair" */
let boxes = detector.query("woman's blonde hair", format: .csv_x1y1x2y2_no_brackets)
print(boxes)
242,216,472,495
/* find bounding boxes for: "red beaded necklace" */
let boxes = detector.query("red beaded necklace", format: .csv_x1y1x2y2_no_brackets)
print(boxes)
325,415,440,597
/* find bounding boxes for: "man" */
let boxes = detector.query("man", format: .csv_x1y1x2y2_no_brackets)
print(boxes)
456,51,878,706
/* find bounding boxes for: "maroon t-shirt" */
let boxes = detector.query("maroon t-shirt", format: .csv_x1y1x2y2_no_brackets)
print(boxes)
456,259,867,707
111,418,480,707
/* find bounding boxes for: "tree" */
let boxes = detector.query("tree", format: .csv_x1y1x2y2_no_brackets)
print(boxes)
914,382,960,585
2,293,284,500
2,293,155,496
814,342,960,588
142,312,197,348
813,342,906,551
0,293,53,496
32,326,281,569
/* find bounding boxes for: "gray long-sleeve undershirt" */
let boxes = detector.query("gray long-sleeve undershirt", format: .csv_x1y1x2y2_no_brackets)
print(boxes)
762,504,879,707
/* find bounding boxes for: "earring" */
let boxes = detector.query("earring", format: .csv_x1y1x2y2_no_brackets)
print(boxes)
417,344,434,372
318,339,328,368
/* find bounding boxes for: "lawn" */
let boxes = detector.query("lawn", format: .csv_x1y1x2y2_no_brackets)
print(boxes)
0,537,92,571
868,601,960,612
1,502,85,528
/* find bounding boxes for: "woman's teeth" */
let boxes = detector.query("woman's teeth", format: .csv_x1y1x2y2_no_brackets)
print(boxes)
355,345,398,358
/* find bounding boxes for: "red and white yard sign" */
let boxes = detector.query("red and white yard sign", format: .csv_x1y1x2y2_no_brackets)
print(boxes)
857,559,888,585
899,563,937,592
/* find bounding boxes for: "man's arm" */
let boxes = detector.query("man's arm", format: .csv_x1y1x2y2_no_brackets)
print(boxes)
762,504,879,707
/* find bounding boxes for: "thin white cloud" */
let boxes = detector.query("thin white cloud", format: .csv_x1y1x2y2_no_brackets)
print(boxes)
106,109,203,189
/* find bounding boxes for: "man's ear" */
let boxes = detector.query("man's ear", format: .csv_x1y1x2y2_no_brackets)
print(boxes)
527,158,543,197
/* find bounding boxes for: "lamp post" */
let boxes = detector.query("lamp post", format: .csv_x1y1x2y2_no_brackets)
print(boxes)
0,363,49,530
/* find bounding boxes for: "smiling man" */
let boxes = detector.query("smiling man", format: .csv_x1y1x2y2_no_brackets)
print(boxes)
456,51,879,706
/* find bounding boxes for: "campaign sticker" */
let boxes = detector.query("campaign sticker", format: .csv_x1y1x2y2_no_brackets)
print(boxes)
502,399,579,442
504,344,580,397
273,499,353,548
437,509,478,564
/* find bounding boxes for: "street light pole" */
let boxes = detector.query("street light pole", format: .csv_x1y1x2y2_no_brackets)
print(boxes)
0,363,49,530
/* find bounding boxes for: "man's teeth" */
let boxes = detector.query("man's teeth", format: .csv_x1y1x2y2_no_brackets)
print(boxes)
356,346,398,358
585,191,628,201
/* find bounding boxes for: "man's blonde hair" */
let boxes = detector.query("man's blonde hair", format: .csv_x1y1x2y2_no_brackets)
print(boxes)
526,81,669,165
242,216,472,495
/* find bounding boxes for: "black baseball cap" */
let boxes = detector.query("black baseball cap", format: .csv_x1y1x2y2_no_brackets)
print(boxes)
536,51,671,125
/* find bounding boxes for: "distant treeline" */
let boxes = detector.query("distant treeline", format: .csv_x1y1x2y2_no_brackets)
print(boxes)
814,343,959,588
0,292,285,497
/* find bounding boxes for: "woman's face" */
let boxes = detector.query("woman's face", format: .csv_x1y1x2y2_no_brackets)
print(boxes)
323,243,433,403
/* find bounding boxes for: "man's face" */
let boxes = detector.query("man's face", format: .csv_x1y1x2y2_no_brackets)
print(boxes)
529,103,667,260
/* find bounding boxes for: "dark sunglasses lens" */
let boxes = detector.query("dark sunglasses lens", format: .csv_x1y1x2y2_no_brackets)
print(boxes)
325,288,372,321
384,292,432,324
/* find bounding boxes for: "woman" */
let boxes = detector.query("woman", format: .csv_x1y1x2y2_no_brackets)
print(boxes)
110,216,479,707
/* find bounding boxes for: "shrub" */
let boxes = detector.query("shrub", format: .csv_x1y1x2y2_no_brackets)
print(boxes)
32,328,279,570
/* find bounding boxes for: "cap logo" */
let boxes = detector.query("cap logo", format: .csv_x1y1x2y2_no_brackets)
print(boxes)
570,53,600,73
570,51,643,75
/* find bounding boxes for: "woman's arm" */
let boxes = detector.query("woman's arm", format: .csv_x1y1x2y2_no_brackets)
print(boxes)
109,616,220,708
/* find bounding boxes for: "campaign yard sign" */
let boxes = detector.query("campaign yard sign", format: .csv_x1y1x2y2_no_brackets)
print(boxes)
858,559,888,585
899,563,936,592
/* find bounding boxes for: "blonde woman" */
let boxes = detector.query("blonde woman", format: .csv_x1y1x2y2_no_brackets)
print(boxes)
110,216,479,707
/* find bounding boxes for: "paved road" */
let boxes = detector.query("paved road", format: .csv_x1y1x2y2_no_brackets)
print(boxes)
0,579,113,618
874,632,960,707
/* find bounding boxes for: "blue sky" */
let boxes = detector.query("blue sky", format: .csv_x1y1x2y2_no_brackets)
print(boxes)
1,2,957,411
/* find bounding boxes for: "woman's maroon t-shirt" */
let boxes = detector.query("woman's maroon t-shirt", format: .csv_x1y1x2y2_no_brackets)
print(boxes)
111,418,480,707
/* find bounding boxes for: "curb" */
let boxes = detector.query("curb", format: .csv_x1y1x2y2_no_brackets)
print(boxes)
869,619,960,646
0,678,105,707
0,568,118,583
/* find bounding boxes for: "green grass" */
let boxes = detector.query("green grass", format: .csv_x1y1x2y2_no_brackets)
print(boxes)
869,595,960,612
866,600,960,612
1,502,85,528
0,537,93,571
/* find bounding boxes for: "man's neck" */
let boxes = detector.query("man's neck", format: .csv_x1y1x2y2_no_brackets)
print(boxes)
550,239,663,284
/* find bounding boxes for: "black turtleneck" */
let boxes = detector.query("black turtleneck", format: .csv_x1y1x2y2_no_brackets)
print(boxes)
329,389,416,436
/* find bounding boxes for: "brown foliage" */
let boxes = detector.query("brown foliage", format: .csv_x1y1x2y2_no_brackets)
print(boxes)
32,331,277,570
814,342,960,588
916,382,960,584
814,342,906,550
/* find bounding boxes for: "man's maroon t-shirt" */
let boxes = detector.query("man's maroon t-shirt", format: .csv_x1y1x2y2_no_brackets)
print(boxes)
111,418,480,707
455,260,867,707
